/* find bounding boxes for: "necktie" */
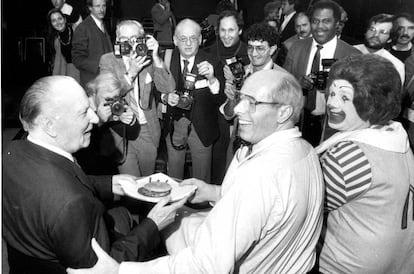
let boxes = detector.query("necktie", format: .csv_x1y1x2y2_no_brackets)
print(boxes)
182,59,189,76
311,45,323,73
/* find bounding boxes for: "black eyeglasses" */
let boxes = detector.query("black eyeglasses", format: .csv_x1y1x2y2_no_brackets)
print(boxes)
239,94,282,113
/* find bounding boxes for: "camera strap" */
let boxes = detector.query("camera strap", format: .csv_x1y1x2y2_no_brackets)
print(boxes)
169,101,196,151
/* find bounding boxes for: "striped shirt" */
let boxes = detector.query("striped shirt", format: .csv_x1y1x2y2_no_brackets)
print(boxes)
320,141,372,211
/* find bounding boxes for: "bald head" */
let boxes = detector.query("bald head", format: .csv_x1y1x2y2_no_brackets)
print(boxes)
174,19,202,58
20,76,82,130
242,69,304,124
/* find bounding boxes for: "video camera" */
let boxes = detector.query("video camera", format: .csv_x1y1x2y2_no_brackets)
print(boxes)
176,72,197,110
226,57,245,91
104,95,128,117
311,58,336,90
114,36,152,58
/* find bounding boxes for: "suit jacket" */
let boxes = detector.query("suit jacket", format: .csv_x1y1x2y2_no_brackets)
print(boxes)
72,16,112,87
283,37,361,81
151,3,176,44
2,140,161,273
166,48,226,147
99,53,175,147
280,14,296,43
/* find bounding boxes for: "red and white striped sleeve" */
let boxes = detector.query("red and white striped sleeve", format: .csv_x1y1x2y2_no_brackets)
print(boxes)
320,141,372,211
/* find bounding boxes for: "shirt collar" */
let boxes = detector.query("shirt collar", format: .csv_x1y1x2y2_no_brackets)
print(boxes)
180,55,196,70
312,35,337,50
27,134,75,162
245,59,274,75
90,14,103,30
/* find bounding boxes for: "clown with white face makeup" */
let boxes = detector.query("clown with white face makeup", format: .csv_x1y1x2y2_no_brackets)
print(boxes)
316,54,414,274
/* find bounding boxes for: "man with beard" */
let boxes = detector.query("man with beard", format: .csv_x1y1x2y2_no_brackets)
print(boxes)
204,9,249,185
390,12,414,63
283,12,312,51
284,0,360,146
354,13,405,83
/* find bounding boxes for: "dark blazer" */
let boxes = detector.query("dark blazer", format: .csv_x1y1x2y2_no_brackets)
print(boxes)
72,16,112,87
151,3,176,44
166,48,226,147
2,140,161,273
283,37,361,80
99,53,176,147
280,14,296,43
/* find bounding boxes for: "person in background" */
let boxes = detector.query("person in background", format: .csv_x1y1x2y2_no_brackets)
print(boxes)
263,0,282,30
221,22,286,165
204,9,249,185
354,13,405,84
47,8,80,82
3,76,187,274
390,12,414,63
151,0,176,47
99,20,175,177
279,0,299,42
67,69,324,274
72,0,112,88
336,5,360,45
283,11,312,51
51,0,83,30
316,53,414,274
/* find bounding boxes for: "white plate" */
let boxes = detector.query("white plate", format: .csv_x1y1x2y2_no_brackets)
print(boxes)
119,173,197,203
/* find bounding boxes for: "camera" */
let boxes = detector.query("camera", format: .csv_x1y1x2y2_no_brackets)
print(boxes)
176,72,197,110
311,58,336,90
114,36,151,58
226,57,245,91
200,19,216,45
104,96,128,117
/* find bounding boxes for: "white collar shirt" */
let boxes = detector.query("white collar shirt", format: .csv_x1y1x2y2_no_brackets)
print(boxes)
91,14,104,32
306,36,338,75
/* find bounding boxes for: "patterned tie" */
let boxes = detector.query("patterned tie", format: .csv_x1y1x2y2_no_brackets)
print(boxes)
311,44,323,73
182,59,189,76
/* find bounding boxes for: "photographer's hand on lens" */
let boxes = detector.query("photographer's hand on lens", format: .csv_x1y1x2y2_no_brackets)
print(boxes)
167,93,180,106
301,74,315,90
223,65,235,83
119,105,136,125
127,55,151,79
197,61,216,83
224,82,237,100
147,197,188,231
97,101,113,123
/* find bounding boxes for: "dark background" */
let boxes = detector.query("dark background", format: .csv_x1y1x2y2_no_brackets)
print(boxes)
2,0,413,129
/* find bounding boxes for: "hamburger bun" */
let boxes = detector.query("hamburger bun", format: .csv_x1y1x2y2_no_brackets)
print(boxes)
138,181,172,198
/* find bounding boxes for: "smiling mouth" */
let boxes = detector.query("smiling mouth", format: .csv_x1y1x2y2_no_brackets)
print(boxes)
328,110,345,124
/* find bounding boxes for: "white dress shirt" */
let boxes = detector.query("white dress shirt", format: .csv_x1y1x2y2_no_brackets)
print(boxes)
180,55,219,94
305,36,338,75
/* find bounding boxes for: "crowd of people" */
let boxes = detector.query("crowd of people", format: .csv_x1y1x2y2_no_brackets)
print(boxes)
3,0,414,273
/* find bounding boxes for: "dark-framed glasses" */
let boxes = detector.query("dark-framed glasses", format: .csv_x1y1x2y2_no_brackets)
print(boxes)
239,94,281,113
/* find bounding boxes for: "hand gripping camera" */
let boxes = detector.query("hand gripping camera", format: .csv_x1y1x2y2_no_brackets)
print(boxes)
104,96,128,117
114,36,151,58
311,58,337,90
176,72,197,110
226,57,245,91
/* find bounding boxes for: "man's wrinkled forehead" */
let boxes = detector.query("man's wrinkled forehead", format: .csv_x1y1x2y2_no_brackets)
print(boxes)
175,20,201,37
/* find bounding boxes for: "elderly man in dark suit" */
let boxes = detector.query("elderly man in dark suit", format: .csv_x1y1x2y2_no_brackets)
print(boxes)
284,0,360,146
2,76,186,274
98,20,175,177
72,0,112,87
162,18,225,183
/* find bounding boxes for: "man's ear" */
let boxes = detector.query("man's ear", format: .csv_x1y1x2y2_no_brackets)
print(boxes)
173,35,178,47
277,105,293,124
39,115,58,138
269,45,278,56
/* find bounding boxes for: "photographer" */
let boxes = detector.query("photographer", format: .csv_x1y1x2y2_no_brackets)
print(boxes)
204,9,249,185
283,0,360,146
162,19,225,184
221,23,287,165
99,20,175,177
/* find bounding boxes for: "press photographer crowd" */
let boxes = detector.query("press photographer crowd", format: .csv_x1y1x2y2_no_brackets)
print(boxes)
3,0,414,273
